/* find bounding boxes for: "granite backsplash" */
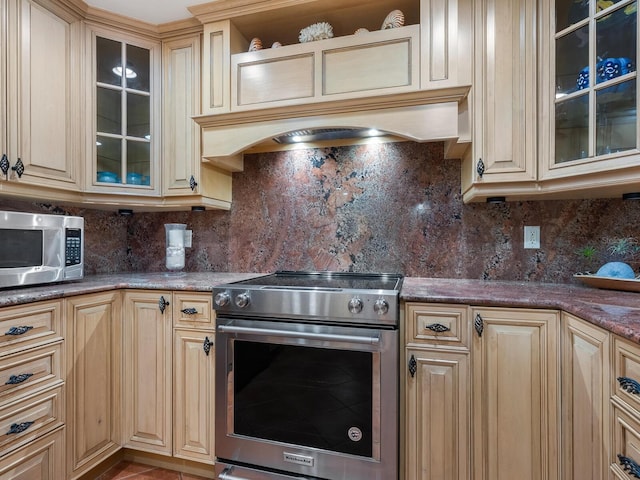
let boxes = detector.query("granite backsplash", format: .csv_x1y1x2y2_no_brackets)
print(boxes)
2,141,639,283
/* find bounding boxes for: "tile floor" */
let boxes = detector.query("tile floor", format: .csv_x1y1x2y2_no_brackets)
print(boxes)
95,461,210,480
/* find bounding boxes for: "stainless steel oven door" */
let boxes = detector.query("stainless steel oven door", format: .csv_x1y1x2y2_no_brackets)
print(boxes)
215,318,398,480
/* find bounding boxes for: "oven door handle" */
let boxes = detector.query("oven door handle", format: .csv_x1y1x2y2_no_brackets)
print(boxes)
218,465,313,480
217,324,380,345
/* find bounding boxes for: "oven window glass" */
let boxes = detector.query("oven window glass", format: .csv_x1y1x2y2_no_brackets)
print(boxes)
0,230,43,268
234,340,373,457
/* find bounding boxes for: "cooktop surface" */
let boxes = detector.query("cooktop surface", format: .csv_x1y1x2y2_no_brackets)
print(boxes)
229,271,403,291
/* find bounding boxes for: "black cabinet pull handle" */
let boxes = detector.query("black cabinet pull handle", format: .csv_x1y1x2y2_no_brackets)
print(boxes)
618,376,640,395
426,323,451,333
7,421,34,435
203,336,213,356
477,158,485,178
189,175,198,191
158,296,170,314
5,373,33,385
619,454,640,478
408,354,417,378
5,326,33,336
181,307,198,315
0,154,9,176
11,158,24,178
474,313,484,337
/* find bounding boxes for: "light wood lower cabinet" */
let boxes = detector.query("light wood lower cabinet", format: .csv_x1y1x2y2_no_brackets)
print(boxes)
65,292,122,479
0,427,65,480
405,348,470,480
0,300,65,477
172,292,216,464
122,290,173,455
561,313,610,480
611,335,640,478
472,307,560,480
404,303,471,480
173,329,215,464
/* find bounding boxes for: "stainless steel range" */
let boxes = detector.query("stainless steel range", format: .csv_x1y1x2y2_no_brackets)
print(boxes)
212,271,402,480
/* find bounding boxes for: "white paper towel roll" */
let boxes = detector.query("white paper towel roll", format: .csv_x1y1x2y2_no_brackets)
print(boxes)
168,229,184,247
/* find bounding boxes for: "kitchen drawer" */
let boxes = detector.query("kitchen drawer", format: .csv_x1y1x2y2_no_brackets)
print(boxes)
405,303,470,349
0,342,62,406
0,426,64,478
0,385,64,457
0,301,63,358
611,403,640,479
173,292,214,329
613,335,640,415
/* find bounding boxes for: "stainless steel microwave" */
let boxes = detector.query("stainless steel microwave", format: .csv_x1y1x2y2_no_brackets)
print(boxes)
0,210,84,288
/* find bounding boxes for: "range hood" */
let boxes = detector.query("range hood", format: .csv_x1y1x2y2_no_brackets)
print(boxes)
193,88,470,170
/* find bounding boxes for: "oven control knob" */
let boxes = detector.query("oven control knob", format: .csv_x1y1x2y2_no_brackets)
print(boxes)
374,299,389,315
214,292,230,307
235,292,251,308
348,297,363,314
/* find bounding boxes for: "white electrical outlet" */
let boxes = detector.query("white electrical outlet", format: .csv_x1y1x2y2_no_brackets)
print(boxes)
524,226,540,249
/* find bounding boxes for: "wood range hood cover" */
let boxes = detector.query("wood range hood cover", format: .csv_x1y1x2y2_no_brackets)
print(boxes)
193,87,470,170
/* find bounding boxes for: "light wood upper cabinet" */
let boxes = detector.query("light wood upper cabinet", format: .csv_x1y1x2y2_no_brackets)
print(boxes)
191,0,472,157
65,292,122,479
539,0,640,198
461,0,538,202
162,33,233,210
122,290,172,456
465,0,640,202
83,26,162,198
472,307,560,480
0,0,82,197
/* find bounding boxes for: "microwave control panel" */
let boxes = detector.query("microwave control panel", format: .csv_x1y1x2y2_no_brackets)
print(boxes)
65,228,82,266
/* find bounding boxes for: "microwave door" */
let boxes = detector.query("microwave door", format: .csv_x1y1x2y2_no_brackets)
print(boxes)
0,229,45,269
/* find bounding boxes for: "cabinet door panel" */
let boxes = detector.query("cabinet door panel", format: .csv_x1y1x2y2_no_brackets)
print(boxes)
66,292,121,478
472,307,560,480
122,291,172,455
11,0,80,189
562,313,609,480
405,348,470,480
0,428,64,480
173,329,215,463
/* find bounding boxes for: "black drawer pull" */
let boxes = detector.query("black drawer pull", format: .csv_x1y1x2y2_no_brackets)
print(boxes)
425,323,451,333
619,454,640,478
6,421,34,435
181,307,198,315
5,326,33,336
618,376,640,395
5,373,33,385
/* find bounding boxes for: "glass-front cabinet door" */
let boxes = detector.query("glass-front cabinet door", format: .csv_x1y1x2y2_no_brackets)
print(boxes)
541,0,638,183
87,29,161,194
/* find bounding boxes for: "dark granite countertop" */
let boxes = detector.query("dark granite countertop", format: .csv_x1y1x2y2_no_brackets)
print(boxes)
402,277,640,343
0,272,263,309
1,273,639,343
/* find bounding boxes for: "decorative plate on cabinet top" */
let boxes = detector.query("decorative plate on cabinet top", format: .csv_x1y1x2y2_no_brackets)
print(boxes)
574,273,640,293
381,9,405,29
